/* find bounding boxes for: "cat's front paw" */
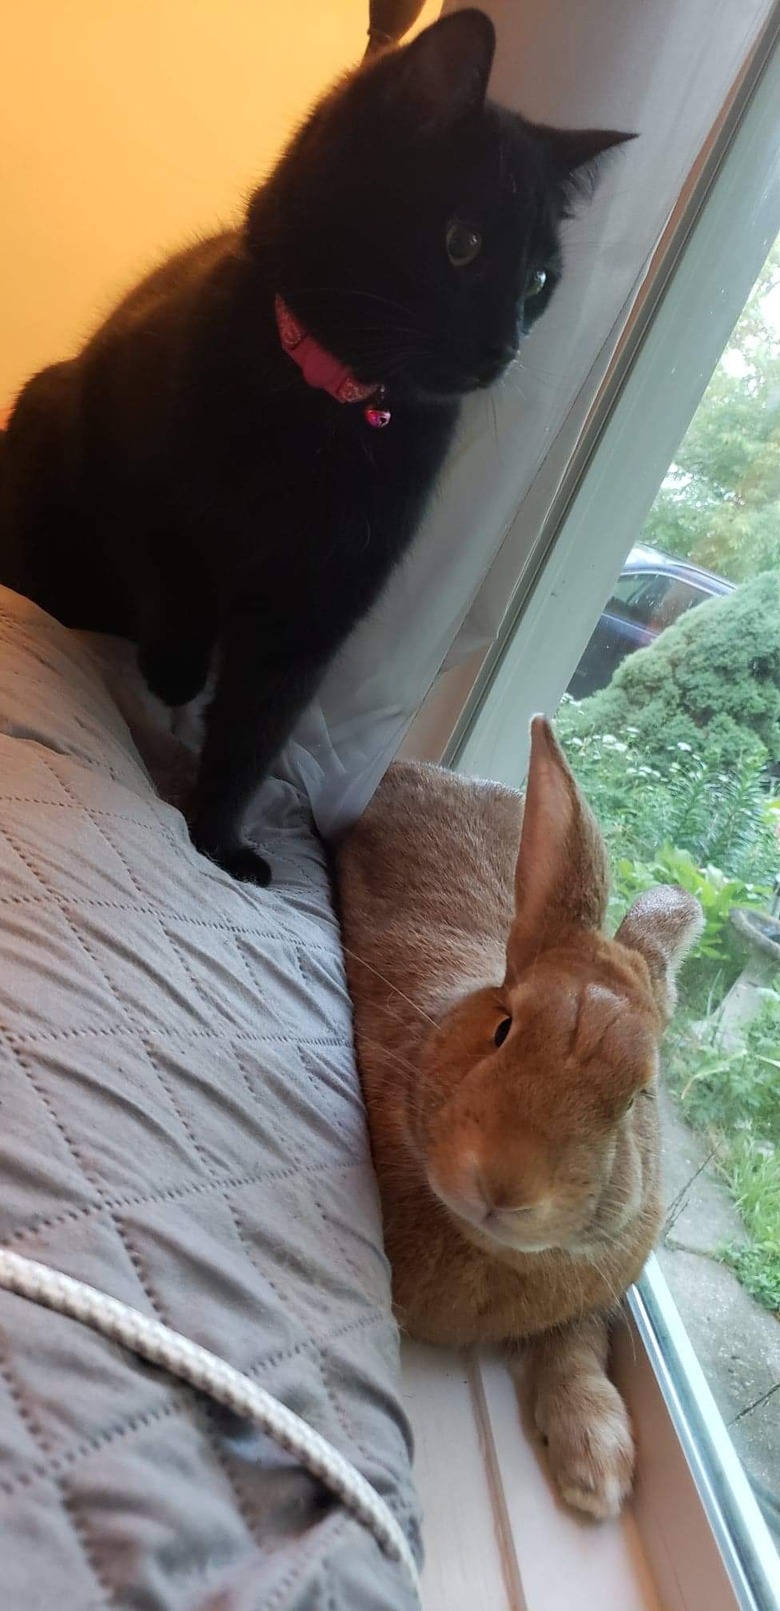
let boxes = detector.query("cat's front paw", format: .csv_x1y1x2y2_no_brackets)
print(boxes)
138,640,209,709
190,825,271,887
535,1374,635,1519
218,845,272,886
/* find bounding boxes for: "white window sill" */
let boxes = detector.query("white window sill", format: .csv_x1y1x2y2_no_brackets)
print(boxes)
401,1259,780,1611
402,1339,660,1611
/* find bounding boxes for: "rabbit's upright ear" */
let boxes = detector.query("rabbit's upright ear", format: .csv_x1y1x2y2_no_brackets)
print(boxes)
615,887,704,1018
506,717,610,981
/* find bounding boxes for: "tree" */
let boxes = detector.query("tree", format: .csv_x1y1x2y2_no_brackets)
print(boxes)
571,571,780,769
643,240,780,582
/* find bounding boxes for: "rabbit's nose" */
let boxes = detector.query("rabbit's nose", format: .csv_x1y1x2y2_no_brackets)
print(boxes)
481,1192,539,1230
482,1204,535,1234
478,1166,540,1217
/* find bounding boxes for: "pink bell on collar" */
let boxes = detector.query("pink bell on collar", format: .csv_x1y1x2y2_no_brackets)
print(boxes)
364,390,391,429
275,294,391,427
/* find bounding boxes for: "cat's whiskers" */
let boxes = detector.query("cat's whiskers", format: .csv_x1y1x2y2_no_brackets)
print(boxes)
519,360,566,384
489,389,500,451
495,366,531,405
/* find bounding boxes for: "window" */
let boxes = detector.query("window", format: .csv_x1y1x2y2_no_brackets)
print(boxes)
653,576,709,628
561,235,780,1562
608,571,710,631
448,25,780,1602
608,570,666,623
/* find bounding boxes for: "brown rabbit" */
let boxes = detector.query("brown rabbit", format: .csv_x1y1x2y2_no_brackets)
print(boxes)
336,716,703,1518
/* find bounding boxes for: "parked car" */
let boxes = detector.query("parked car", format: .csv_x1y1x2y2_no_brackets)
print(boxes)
568,542,734,700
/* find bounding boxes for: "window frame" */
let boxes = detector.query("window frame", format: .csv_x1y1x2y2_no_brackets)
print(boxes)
622,1259,780,1611
445,6,780,792
436,10,780,1607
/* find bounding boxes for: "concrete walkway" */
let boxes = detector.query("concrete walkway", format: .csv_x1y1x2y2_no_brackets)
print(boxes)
658,1092,780,1540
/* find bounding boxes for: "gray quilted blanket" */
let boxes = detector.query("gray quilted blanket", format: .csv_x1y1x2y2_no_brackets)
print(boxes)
0,588,420,1610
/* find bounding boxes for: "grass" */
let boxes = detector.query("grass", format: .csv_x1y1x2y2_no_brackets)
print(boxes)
666,997,780,1314
719,1139,780,1314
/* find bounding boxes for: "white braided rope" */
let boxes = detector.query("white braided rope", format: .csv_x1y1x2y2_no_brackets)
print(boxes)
0,1250,420,1598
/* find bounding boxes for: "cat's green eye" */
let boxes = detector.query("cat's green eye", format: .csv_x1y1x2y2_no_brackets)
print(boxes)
446,220,482,267
493,1017,511,1048
525,267,548,299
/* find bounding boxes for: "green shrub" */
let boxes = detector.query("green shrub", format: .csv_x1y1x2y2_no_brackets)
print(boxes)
723,1235,780,1315
557,713,777,1013
569,571,780,771
559,710,780,1312
616,846,763,962
643,241,780,584
557,707,776,901
666,995,780,1314
668,993,780,1144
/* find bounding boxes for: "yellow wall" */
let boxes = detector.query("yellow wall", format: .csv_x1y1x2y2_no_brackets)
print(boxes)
0,1,440,399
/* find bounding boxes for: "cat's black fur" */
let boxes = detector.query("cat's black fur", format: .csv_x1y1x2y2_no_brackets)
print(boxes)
0,10,629,884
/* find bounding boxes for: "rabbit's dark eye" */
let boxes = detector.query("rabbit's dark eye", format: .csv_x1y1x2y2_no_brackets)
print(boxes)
494,1017,511,1048
624,1094,636,1115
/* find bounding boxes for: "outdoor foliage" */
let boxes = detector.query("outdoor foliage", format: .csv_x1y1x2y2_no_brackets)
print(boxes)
556,703,776,904
566,570,780,773
668,998,780,1313
669,994,780,1145
556,706,780,1312
559,238,780,1312
644,240,780,582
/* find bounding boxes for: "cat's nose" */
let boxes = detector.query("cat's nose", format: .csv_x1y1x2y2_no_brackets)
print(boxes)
484,339,517,369
477,341,518,386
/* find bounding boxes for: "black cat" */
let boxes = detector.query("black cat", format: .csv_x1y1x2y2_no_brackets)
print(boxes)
0,10,629,884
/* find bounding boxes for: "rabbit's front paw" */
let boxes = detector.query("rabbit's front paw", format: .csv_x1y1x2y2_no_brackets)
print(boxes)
535,1374,635,1519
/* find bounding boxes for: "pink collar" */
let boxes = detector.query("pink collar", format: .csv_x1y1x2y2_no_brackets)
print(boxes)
274,294,391,427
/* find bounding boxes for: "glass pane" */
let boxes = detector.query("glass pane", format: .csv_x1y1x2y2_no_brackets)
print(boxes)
562,235,780,1549
650,578,708,629
609,571,672,626
624,573,674,626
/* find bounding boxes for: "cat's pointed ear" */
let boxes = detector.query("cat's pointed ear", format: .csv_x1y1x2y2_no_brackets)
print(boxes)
505,716,610,982
389,9,496,126
546,127,636,174
539,125,636,196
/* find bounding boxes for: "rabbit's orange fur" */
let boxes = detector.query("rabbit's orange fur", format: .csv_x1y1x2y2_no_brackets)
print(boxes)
337,718,702,1516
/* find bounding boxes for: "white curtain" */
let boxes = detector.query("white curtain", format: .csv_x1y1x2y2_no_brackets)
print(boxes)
258,0,774,838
